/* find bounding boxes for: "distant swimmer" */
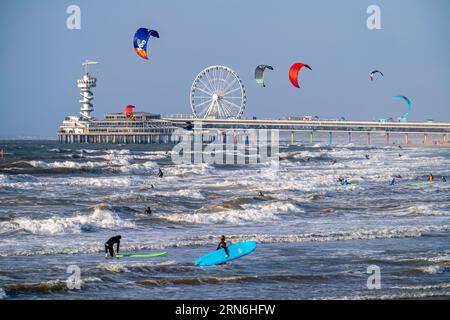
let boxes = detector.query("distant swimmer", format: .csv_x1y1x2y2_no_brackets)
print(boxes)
217,235,229,258
145,206,152,214
340,179,351,186
442,176,447,182
158,168,164,178
331,159,337,165
365,154,370,160
306,157,311,162
151,184,155,189
105,235,121,258
389,178,396,186
428,173,434,181
398,153,403,157
394,174,403,179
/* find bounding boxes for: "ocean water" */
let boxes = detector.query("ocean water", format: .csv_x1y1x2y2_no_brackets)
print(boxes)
0,139,449,300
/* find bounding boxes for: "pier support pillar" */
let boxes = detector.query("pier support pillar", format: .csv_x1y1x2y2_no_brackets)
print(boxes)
328,132,332,145
404,133,409,145
272,130,276,144
444,134,448,144
348,132,352,143
386,132,390,145
424,134,428,144
367,133,371,145
291,129,294,145
310,131,314,145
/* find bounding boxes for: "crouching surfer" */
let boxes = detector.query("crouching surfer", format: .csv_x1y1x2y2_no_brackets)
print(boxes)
105,235,121,258
217,235,229,258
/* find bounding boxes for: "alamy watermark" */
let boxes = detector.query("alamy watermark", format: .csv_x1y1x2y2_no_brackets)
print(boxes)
171,122,279,169
367,5,381,30
366,265,381,290
66,265,81,290
66,5,81,30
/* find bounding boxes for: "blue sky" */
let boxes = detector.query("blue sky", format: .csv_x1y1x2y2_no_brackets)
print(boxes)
0,0,449,137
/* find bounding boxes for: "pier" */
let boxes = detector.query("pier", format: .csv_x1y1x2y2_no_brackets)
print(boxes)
164,116,450,146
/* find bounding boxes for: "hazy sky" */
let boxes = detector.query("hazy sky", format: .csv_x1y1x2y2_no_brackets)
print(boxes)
0,0,449,137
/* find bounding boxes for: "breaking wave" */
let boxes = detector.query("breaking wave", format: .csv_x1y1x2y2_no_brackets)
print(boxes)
0,208,135,236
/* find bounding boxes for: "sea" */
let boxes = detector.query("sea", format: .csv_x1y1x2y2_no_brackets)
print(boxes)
0,137,449,300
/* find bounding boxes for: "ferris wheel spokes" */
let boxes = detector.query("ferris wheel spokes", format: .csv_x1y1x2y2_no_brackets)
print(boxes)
190,66,246,119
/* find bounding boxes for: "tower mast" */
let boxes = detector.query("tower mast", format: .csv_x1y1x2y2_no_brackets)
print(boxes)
77,60,98,120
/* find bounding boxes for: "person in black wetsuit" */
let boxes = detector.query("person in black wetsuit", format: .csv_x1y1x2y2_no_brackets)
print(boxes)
217,235,229,258
443,176,447,182
105,235,121,258
145,206,152,214
158,168,164,178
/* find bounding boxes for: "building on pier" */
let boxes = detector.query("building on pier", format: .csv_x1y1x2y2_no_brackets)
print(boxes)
58,60,176,144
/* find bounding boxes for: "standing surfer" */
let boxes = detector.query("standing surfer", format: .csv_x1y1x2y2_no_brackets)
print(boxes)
217,235,229,258
105,235,121,258
428,174,434,181
158,168,164,178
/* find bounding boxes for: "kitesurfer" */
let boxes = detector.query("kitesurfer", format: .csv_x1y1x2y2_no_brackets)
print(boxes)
145,206,152,214
428,174,434,182
217,235,229,258
105,235,121,258
158,168,164,178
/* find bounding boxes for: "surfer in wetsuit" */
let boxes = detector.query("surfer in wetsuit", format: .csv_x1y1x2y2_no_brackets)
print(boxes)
259,191,264,197
389,178,396,186
331,159,337,165
105,235,121,258
365,154,370,160
158,168,164,178
217,235,229,258
145,206,152,214
443,176,447,182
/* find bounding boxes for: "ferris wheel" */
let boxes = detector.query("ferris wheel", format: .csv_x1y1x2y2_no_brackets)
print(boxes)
190,66,246,119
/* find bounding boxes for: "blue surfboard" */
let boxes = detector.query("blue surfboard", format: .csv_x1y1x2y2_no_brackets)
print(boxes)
195,241,257,267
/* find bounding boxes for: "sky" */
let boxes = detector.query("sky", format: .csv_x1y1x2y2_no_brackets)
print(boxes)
0,0,449,137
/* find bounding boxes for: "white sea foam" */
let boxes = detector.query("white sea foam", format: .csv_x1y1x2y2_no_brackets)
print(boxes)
119,161,158,174
0,209,135,236
161,202,303,224
0,288,6,300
